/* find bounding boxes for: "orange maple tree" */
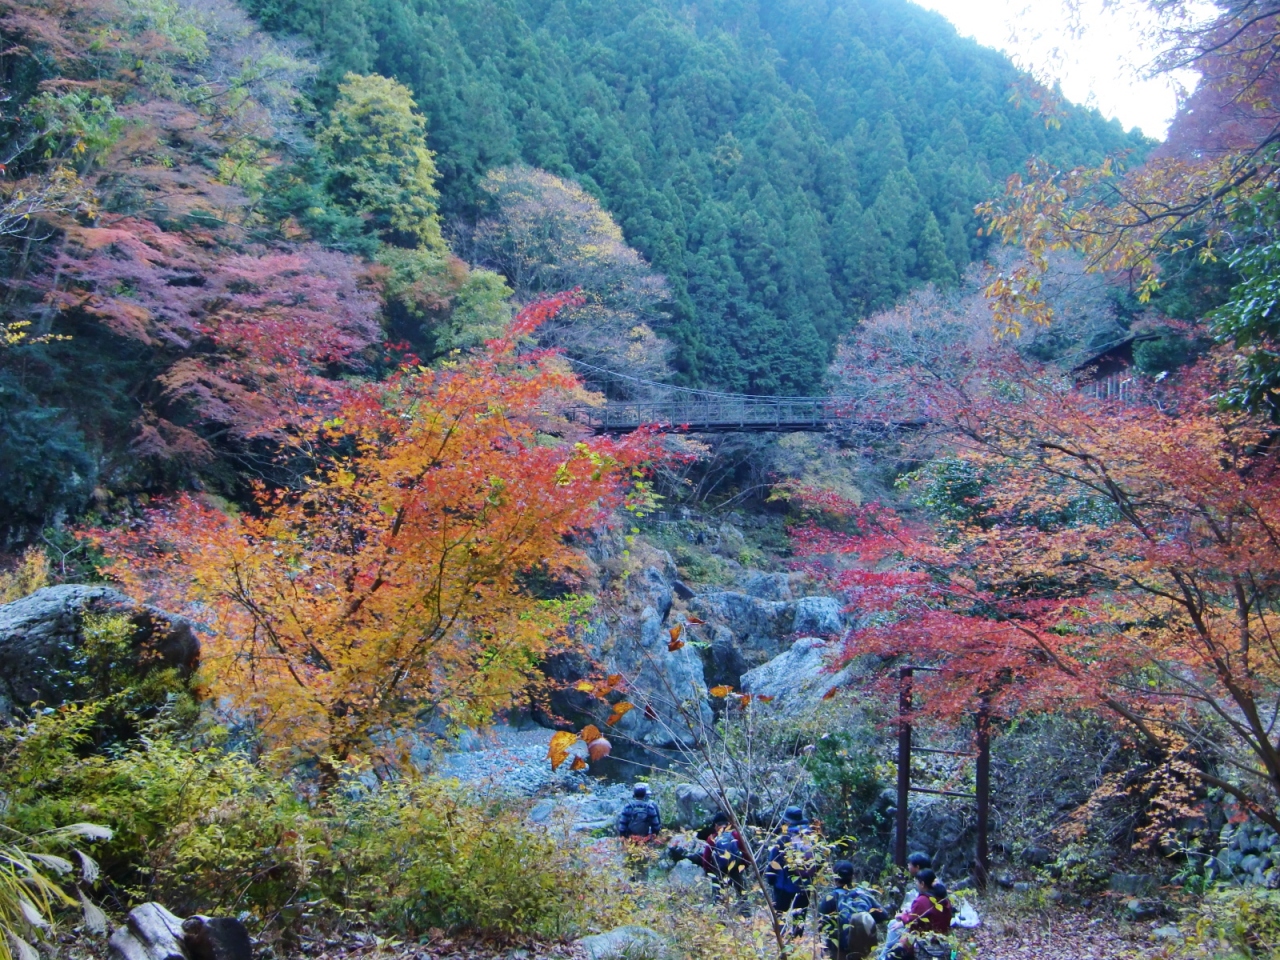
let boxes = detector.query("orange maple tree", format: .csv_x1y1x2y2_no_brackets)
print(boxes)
794,354,1280,834
98,294,661,780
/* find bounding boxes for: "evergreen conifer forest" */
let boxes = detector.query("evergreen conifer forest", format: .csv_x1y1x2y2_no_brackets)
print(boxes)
3,1,1280,959
246,0,1146,392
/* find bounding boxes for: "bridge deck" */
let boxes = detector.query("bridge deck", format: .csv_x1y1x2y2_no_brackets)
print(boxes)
568,398,849,433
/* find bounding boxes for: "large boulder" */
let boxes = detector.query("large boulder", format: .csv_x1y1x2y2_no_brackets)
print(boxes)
0,585,199,718
690,592,847,671
741,571,793,601
791,596,844,638
701,627,751,692
578,926,669,960
603,606,712,748
108,903,188,960
690,592,789,661
739,637,854,712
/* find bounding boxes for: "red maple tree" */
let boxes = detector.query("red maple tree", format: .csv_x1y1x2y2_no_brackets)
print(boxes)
793,352,1280,834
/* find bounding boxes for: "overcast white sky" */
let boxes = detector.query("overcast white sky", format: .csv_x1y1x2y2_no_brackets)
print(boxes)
912,0,1192,139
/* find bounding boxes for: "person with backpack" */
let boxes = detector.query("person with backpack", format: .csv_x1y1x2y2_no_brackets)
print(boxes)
697,812,747,897
616,783,662,838
819,861,889,960
765,806,819,932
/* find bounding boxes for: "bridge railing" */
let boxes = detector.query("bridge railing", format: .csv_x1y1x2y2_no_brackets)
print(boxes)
568,397,848,432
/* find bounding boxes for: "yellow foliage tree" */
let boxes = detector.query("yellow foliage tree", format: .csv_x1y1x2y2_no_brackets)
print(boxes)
317,73,447,252
99,297,660,781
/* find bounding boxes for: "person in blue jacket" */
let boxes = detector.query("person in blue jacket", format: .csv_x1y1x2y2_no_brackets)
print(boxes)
766,806,820,932
616,783,662,837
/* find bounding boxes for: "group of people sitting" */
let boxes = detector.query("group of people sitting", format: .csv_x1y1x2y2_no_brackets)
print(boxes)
615,785,956,960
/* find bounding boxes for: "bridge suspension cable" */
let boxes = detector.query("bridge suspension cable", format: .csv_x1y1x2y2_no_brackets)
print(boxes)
562,357,830,403
560,356,862,434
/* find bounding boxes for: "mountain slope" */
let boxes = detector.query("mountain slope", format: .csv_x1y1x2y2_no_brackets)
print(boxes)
246,0,1147,393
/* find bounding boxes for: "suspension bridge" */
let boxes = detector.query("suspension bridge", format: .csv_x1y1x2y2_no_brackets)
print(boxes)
567,395,858,434
561,333,1142,435
562,360,871,435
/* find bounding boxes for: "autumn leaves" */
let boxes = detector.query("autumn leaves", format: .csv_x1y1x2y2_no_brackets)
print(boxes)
100,296,663,781
547,727,612,773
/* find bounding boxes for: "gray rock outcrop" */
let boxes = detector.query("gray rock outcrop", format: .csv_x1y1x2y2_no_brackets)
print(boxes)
602,603,712,748
578,926,670,960
531,541,848,760
1210,819,1280,887
741,571,793,601
690,591,845,675
0,585,199,718
740,637,853,711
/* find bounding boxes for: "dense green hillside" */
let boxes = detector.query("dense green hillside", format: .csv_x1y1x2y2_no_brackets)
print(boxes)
245,0,1147,392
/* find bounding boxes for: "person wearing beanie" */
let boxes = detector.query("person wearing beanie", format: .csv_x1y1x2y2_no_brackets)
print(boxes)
819,861,888,959
616,782,662,838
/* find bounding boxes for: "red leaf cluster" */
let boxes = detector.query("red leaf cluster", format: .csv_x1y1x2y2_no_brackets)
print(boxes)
45,219,381,457
795,349,1280,830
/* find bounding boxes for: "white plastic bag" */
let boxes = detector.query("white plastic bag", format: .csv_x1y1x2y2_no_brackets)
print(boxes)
952,899,981,929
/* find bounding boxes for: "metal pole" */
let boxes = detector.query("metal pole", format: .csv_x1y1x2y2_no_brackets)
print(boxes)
895,666,913,868
974,697,991,889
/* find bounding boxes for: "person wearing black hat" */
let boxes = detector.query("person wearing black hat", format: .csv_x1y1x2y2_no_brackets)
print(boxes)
616,783,662,838
765,806,819,932
819,861,889,959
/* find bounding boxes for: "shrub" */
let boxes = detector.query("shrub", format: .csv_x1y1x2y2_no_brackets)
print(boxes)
0,547,49,604
0,823,111,960
1,706,621,939
1180,887,1280,959
0,706,312,918
330,779,618,939
802,731,886,846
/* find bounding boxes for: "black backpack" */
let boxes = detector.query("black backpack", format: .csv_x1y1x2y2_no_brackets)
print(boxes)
713,831,743,871
835,890,878,957
915,936,955,960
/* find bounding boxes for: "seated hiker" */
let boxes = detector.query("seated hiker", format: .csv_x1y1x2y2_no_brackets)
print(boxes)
901,852,945,900
765,806,820,933
880,870,954,960
900,870,952,934
616,783,662,838
819,861,888,960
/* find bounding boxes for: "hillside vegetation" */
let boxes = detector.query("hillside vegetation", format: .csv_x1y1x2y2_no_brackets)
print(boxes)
243,0,1146,392
7,2,1280,960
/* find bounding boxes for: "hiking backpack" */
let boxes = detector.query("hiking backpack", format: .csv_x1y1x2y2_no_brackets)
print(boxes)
712,831,743,871
835,890,879,958
782,830,819,882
